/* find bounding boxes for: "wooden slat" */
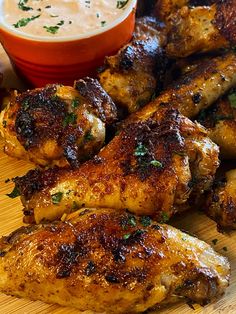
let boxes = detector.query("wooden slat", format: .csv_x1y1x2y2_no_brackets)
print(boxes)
0,45,236,314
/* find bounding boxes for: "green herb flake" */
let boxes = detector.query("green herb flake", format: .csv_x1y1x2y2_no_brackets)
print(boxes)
13,15,40,28
228,92,236,108
71,98,80,108
223,246,228,252
72,201,79,211
128,215,136,227
140,216,152,227
116,0,129,9
212,239,218,245
160,212,169,223
43,25,60,34
123,233,131,240
101,21,106,27
18,0,33,11
6,186,21,198
2,120,7,128
57,20,65,26
63,113,77,127
150,160,163,168
51,192,63,204
134,143,148,157
84,131,94,142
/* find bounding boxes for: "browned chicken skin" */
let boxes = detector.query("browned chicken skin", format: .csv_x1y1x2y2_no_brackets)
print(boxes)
124,52,236,124
98,16,167,114
0,208,230,313
206,169,236,230
13,105,219,224
165,1,236,57
0,78,117,167
197,95,236,159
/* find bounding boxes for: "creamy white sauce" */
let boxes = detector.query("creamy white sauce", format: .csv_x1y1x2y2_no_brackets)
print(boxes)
3,0,130,37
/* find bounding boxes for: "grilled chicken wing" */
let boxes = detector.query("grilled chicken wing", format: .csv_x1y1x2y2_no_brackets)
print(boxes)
197,95,236,159
0,208,230,312
206,169,236,230
13,105,219,224
124,53,236,125
98,16,167,114
0,78,117,167
166,1,235,57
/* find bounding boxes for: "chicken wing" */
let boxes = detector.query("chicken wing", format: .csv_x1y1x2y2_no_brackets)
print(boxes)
0,78,117,167
124,52,236,124
166,1,235,57
0,208,230,313
197,95,236,159
13,105,219,224
206,169,236,230
98,16,167,114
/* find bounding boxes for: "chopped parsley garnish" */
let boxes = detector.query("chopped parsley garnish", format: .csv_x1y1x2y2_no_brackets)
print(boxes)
43,21,65,34
123,233,131,240
18,0,33,11
101,21,106,27
51,192,63,204
2,120,7,128
45,5,51,9
223,246,228,252
212,239,218,245
71,98,80,108
128,215,136,227
228,91,236,108
160,212,169,223
71,201,79,211
57,20,65,26
63,112,77,127
6,186,21,198
13,15,40,28
150,160,163,168
140,216,152,227
134,143,148,157
116,0,129,9
84,131,94,142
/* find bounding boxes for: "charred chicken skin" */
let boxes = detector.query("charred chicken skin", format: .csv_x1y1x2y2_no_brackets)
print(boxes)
98,16,167,114
14,105,219,224
125,52,236,125
0,208,230,313
165,2,236,57
197,95,236,159
0,78,117,168
206,169,236,230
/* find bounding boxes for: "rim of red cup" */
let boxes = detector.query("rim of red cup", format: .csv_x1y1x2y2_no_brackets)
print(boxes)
0,0,137,42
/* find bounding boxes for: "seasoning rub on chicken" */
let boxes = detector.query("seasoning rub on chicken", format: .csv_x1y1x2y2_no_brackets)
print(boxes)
0,208,230,313
0,78,117,168
98,16,167,114
165,1,236,57
14,105,219,224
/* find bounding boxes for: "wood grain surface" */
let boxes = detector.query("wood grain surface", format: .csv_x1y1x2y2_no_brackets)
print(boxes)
0,46,236,314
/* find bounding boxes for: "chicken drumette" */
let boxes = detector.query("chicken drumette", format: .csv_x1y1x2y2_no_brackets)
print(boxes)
0,78,117,168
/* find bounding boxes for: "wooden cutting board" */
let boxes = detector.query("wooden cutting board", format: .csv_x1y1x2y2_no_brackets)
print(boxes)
0,46,236,314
